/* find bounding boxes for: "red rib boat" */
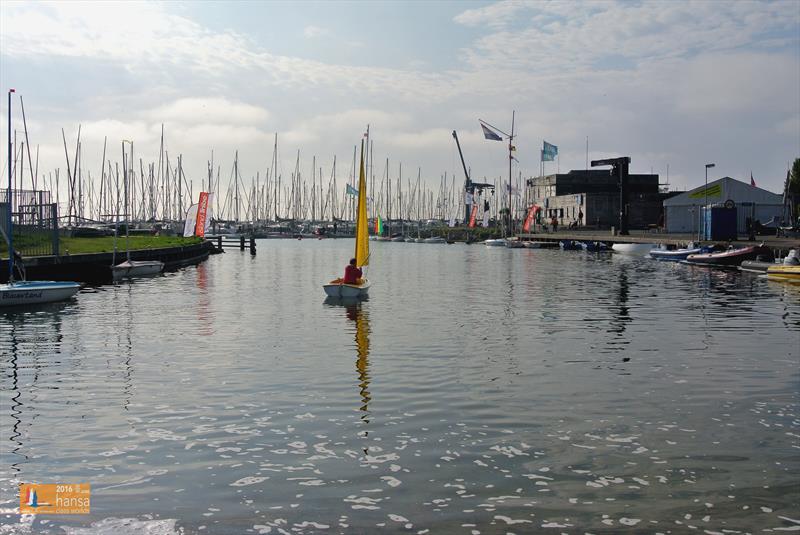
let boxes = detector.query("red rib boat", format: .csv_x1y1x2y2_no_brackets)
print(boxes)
685,244,773,267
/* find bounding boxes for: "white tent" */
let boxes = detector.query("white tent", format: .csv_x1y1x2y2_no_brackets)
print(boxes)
663,177,783,234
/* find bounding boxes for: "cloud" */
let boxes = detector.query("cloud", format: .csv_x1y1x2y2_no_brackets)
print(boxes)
146,98,270,127
303,25,329,39
1,0,797,200
453,1,530,29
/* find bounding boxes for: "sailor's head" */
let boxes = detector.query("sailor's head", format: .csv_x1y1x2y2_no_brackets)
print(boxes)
350,258,357,266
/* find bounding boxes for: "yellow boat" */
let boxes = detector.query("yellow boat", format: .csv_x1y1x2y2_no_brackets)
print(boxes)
766,264,800,282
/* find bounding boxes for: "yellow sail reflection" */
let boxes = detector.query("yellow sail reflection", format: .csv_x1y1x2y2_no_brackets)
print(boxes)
346,303,371,423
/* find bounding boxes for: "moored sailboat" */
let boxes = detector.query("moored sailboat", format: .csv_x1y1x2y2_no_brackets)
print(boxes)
1,88,81,307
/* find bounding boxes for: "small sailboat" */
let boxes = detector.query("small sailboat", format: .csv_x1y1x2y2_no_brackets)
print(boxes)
1,89,81,307
323,136,370,299
111,140,164,282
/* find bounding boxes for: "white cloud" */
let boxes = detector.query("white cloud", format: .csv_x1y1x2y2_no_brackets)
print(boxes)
146,98,270,126
303,25,329,39
1,0,798,203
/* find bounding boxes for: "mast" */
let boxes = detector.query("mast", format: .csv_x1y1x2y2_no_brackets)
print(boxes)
508,111,515,236
7,89,14,282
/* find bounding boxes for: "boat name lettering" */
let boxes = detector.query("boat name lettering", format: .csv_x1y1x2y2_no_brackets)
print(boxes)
2,291,44,300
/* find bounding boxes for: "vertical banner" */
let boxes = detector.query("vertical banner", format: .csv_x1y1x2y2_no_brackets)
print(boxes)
183,203,199,237
194,192,209,238
523,205,538,232
468,204,478,228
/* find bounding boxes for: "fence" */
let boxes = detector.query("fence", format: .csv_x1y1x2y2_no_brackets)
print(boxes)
1,190,60,257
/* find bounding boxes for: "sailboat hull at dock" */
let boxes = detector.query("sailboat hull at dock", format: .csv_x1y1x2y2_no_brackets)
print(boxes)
0,281,81,306
111,260,165,281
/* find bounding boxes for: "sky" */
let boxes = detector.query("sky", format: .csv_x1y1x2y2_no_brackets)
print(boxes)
1,0,799,216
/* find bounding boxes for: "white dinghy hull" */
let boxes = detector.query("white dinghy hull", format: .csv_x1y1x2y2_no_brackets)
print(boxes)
323,279,371,298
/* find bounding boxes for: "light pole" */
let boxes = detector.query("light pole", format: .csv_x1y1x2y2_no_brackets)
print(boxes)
704,163,715,239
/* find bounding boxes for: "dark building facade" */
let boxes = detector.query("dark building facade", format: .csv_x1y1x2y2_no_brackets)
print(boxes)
525,169,672,230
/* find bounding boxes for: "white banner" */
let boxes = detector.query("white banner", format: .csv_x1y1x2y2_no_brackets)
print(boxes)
183,203,199,237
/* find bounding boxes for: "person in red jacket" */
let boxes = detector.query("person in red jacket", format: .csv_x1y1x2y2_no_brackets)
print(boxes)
343,258,362,284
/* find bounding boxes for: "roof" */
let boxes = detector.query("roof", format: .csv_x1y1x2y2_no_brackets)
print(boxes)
663,176,783,207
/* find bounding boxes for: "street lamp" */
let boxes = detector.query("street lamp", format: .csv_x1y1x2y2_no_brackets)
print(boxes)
704,163,715,240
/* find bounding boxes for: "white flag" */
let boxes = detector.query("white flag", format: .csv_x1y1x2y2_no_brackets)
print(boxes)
183,203,199,237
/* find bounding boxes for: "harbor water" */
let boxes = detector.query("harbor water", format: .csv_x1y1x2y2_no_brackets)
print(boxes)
1,239,798,533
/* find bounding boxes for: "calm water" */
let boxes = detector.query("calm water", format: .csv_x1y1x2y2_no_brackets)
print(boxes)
1,239,799,534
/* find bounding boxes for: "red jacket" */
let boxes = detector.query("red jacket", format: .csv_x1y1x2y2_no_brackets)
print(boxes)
344,264,362,284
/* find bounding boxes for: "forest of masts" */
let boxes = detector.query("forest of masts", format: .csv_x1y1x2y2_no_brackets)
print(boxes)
8,118,529,229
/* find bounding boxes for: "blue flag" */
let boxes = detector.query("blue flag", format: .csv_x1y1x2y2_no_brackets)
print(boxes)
346,183,359,196
542,140,558,161
481,123,502,141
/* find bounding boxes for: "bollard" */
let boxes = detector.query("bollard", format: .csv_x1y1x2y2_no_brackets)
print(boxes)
240,236,245,251
249,237,256,255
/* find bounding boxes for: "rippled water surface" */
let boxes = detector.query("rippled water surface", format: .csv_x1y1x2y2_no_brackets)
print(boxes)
2,239,799,534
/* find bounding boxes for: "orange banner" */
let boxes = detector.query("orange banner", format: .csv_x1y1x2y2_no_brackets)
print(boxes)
523,205,539,232
195,192,209,238
469,205,478,228
20,483,90,514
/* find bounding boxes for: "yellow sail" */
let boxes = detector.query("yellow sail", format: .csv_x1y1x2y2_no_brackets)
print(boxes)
355,139,369,267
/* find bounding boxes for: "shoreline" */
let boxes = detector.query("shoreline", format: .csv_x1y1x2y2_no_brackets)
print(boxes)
0,240,215,284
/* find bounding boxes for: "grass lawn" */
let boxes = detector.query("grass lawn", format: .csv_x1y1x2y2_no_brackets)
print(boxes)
1,235,203,256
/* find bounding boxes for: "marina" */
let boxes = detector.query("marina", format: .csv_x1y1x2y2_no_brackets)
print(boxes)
1,1,799,532
1,238,799,533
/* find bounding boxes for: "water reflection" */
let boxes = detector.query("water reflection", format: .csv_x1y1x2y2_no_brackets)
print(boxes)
0,304,67,476
323,297,373,423
346,303,372,424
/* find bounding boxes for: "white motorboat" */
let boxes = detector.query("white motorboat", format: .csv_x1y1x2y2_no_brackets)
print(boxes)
112,260,165,281
423,236,447,244
484,238,507,247
0,280,81,306
611,243,658,254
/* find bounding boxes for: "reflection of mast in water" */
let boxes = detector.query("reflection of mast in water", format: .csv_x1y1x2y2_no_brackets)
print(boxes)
2,308,65,475
346,303,371,424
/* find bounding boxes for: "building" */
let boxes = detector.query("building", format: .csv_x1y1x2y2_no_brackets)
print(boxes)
525,169,668,230
662,177,783,234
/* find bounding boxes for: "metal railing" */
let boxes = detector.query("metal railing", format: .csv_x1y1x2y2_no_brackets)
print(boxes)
1,192,60,257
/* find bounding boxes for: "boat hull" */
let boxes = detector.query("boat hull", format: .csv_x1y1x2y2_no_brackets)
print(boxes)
766,265,800,282
649,247,708,261
323,278,371,298
612,243,657,254
484,239,507,247
0,281,81,306
112,260,165,281
685,245,773,267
